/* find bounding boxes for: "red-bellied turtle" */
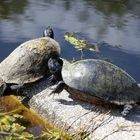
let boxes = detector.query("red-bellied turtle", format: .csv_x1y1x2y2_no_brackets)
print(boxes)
48,59,140,116
0,27,61,96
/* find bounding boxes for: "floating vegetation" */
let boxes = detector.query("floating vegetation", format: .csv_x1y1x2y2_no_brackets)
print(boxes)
0,96,90,140
64,32,122,59
0,113,34,139
64,32,99,52
0,96,72,140
0,112,73,140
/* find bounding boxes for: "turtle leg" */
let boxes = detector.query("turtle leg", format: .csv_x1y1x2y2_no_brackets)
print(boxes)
10,84,25,96
49,81,65,95
47,74,58,85
48,57,63,81
0,82,8,96
121,104,133,116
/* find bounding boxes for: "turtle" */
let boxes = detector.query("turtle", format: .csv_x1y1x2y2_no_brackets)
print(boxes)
48,58,140,116
0,26,61,96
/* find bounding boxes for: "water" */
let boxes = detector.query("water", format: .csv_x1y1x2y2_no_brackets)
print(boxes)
0,96,71,139
0,0,140,82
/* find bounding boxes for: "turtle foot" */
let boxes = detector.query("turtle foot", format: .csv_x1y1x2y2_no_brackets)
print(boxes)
10,84,25,96
121,104,133,116
0,82,7,96
47,75,58,85
49,81,65,95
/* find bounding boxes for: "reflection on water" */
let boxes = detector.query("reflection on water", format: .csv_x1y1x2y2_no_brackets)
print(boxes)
0,0,140,81
0,0,28,19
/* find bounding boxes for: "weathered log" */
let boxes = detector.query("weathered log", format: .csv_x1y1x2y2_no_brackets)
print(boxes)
21,77,140,140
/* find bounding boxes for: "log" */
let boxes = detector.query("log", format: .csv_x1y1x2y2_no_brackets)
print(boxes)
22,77,140,140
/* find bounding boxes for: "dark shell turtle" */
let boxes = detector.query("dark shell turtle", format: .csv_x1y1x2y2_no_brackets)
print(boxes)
48,59,140,116
0,27,61,96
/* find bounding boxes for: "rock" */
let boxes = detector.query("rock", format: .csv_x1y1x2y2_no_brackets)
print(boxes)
22,77,140,140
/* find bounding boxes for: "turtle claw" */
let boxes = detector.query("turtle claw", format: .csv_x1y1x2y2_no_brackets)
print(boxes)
48,88,61,97
49,81,65,96
49,90,60,96
121,104,133,116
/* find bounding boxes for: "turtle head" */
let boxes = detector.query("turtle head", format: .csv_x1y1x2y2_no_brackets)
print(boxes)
43,26,54,39
48,57,63,74
48,57,63,82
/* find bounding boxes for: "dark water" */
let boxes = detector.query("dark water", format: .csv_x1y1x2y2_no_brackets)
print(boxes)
0,0,140,82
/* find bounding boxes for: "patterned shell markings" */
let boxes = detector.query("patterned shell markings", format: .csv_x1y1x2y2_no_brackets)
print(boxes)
0,37,60,84
62,59,140,105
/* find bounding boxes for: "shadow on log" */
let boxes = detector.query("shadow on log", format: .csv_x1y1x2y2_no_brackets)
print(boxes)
19,77,140,140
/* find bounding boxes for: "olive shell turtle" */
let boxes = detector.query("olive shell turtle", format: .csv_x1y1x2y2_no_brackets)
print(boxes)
0,27,61,96
62,59,140,104
0,37,60,84
49,59,140,116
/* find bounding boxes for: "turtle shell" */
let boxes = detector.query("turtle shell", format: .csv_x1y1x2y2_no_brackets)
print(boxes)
0,37,60,84
62,59,140,105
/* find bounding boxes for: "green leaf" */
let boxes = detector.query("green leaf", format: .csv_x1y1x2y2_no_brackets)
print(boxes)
64,32,99,52
11,123,26,133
